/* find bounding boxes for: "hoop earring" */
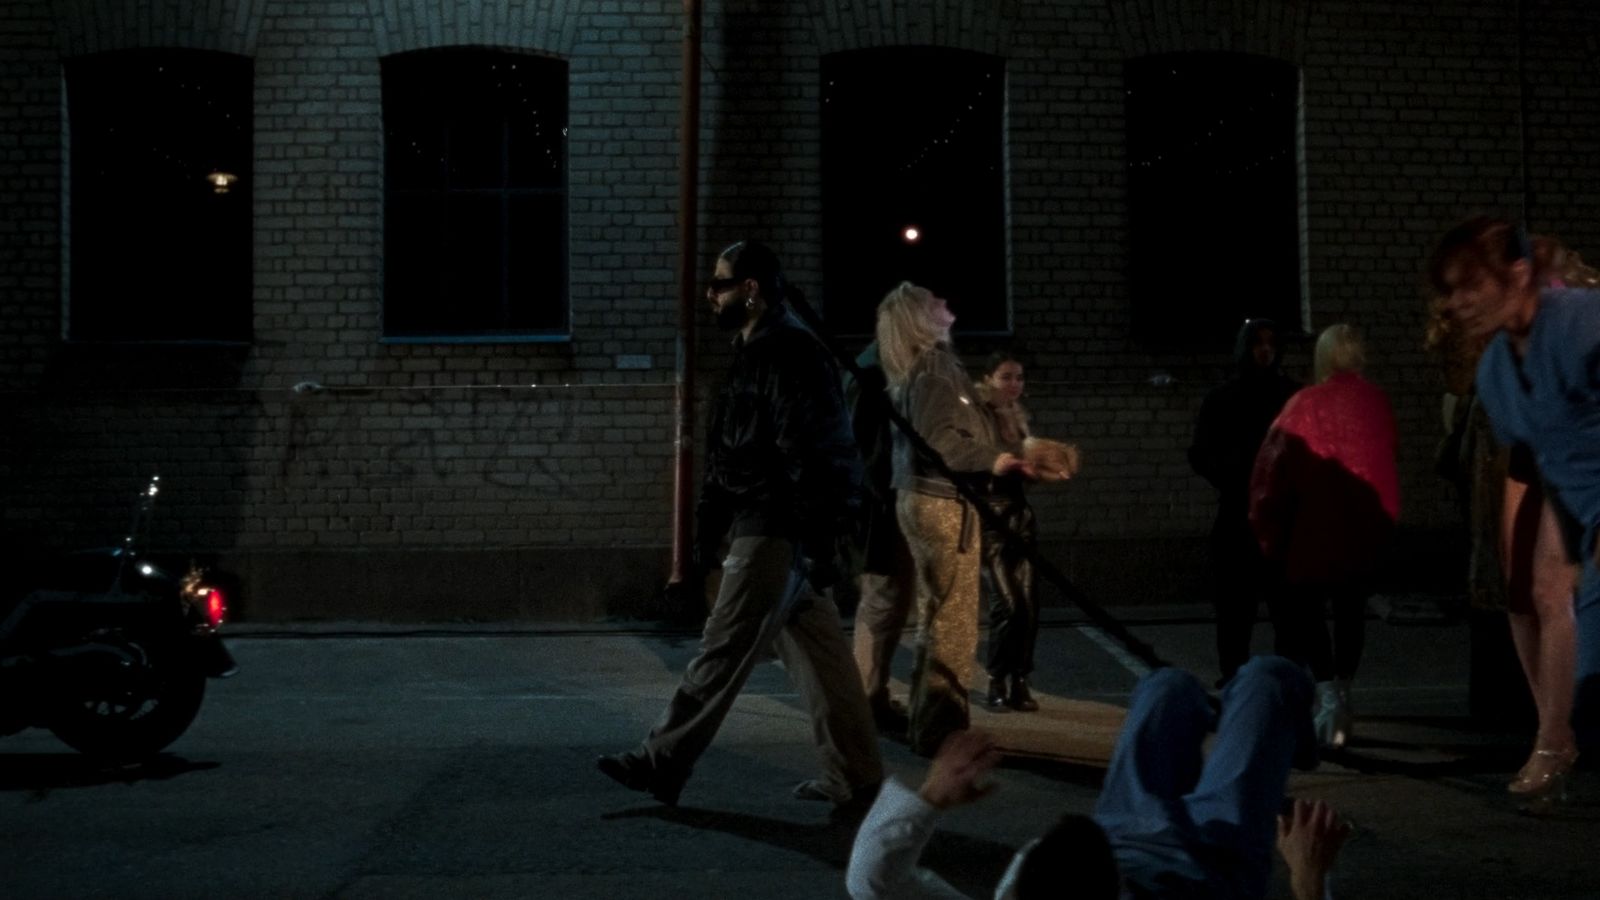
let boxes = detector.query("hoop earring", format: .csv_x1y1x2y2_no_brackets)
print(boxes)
745,296,756,310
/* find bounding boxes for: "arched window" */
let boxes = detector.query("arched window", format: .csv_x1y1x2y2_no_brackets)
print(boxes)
65,48,253,342
382,48,569,341
1124,52,1303,346
821,47,1008,336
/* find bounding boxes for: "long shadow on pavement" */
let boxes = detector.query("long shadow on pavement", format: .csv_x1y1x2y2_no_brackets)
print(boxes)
1325,713,1530,781
603,804,1016,895
0,752,218,794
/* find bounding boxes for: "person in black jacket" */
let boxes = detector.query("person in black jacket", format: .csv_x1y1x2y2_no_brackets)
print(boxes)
597,240,883,809
847,340,916,733
1188,319,1300,685
975,351,1046,712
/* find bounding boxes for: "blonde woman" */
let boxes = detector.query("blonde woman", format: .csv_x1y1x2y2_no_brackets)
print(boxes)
1249,324,1399,748
876,282,1031,755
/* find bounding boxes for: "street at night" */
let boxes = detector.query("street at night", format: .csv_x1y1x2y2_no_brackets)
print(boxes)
8,2,1600,898
5,609,1595,899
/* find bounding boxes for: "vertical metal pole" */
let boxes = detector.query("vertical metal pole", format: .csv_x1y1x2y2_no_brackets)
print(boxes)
1515,0,1531,223
669,0,703,589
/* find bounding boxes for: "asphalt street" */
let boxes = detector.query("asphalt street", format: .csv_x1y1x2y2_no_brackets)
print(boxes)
3,607,1597,899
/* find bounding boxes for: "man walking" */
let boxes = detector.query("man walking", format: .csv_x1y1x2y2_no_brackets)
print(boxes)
597,240,883,809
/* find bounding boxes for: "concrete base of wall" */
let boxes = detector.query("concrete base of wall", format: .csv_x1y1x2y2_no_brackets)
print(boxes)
210,528,1466,624
215,546,674,624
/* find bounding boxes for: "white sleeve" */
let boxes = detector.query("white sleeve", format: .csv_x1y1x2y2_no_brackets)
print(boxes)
845,778,975,900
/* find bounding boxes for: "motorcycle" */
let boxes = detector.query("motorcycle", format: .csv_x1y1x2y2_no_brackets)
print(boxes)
0,475,238,760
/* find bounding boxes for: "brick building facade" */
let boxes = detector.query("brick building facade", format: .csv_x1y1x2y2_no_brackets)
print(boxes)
3,0,1598,621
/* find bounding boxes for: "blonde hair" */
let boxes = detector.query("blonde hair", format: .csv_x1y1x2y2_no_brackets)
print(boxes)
1314,323,1365,383
876,281,946,391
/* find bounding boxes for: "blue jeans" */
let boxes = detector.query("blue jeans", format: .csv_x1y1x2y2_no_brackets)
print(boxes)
1094,657,1314,900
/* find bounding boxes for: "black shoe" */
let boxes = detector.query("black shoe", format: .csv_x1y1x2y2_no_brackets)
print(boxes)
596,752,686,807
985,676,1009,710
1006,677,1039,712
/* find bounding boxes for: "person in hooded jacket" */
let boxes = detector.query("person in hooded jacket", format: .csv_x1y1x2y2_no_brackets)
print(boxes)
1188,319,1301,685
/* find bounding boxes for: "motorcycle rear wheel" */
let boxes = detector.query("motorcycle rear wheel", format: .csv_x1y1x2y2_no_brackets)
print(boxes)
48,640,207,761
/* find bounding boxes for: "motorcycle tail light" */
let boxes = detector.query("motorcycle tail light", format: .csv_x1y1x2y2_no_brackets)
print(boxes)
203,587,227,628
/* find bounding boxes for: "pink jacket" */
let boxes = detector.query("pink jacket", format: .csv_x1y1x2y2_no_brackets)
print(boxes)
1249,371,1400,585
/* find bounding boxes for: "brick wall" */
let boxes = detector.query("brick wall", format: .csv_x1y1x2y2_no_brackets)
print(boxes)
2,0,1597,620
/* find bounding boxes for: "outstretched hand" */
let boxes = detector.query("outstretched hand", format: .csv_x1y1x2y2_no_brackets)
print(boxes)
918,730,1002,810
992,452,1036,479
1276,798,1350,900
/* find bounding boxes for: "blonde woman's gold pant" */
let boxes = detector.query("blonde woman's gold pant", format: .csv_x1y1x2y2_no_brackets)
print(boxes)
898,491,981,755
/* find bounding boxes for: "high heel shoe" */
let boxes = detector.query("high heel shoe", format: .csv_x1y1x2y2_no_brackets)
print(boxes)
1515,762,1574,817
1508,747,1578,796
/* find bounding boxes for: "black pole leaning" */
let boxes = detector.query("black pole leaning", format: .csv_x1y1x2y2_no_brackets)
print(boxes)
784,290,1171,672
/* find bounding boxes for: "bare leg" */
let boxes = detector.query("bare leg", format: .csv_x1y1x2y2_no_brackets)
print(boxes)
1502,479,1579,783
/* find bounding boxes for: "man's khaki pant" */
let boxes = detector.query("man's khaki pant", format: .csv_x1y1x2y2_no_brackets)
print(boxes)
641,535,883,798
852,530,915,706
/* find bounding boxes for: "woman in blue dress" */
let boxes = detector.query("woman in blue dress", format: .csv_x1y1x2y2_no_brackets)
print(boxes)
1429,217,1600,803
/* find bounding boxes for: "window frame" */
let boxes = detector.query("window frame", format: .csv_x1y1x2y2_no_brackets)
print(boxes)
1122,51,1305,348
62,47,255,346
379,46,571,344
820,46,1010,339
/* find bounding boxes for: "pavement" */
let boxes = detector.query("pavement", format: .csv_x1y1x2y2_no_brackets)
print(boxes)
2,603,1597,899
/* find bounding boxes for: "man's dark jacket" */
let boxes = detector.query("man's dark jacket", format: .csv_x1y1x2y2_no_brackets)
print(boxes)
695,303,863,574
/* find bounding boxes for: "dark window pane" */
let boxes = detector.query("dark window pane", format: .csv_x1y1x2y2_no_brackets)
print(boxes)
446,113,503,190
507,194,567,331
382,48,569,338
506,79,566,190
442,192,503,328
66,49,252,342
384,193,445,335
822,48,1007,336
1125,52,1301,347
385,103,447,191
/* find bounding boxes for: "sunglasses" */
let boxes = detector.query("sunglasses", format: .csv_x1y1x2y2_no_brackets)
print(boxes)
706,276,744,293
